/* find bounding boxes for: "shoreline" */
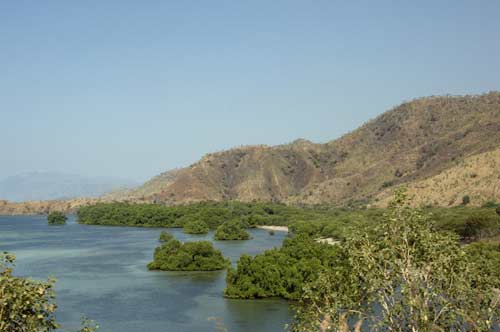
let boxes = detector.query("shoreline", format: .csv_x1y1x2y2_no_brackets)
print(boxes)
256,225,289,232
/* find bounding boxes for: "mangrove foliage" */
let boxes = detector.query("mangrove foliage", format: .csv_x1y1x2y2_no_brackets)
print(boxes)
148,238,230,271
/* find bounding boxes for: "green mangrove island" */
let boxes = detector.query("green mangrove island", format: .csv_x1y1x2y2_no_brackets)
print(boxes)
47,211,67,225
148,236,230,271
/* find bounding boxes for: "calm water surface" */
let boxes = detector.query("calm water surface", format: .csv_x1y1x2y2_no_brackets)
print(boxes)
0,215,291,332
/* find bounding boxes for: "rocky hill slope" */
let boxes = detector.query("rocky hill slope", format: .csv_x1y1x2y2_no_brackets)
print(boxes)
107,92,500,207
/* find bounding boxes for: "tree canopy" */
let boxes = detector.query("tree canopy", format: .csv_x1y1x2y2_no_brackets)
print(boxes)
291,190,500,332
159,231,174,242
225,234,339,300
214,220,251,240
183,219,209,234
147,238,230,271
47,211,67,225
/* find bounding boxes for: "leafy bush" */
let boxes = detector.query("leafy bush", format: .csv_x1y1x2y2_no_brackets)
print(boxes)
464,242,500,286
214,220,250,240
183,219,209,234
147,239,229,271
47,211,67,225
0,253,98,332
461,214,500,240
292,190,500,332
224,234,340,300
433,208,500,240
462,195,471,205
159,231,174,242
482,201,498,208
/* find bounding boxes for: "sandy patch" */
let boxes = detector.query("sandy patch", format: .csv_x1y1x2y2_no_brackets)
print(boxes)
316,237,340,245
257,225,289,232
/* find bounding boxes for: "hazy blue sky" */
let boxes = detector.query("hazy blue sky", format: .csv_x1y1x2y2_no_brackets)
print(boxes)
1,1,499,182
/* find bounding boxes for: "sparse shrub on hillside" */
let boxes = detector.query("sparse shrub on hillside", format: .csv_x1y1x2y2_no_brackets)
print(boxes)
47,211,67,225
381,180,394,189
462,195,471,206
483,201,498,208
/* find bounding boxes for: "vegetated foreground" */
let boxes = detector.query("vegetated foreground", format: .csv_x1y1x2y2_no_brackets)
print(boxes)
4,192,500,331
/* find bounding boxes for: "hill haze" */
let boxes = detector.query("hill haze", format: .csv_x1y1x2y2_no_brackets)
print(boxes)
0,172,136,202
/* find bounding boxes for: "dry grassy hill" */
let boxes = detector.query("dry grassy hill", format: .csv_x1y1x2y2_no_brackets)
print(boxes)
108,92,500,207
2,92,499,215
375,148,500,207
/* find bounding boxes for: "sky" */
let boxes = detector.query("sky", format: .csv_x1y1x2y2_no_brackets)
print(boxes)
1,1,499,182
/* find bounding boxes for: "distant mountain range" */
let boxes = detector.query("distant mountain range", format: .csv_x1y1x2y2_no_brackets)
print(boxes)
0,172,136,202
1,92,499,215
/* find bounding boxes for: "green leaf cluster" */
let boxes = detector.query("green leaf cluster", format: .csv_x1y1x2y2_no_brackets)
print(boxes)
159,231,174,242
47,211,67,225
214,220,250,240
76,201,377,234
183,219,209,234
292,189,500,332
224,234,339,300
432,207,500,241
147,238,230,271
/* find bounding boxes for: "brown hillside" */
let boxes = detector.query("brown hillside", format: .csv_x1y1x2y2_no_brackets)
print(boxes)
122,92,500,206
375,148,500,207
4,92,498,215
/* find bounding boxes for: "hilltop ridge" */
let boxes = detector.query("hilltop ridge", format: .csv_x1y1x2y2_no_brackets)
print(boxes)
1,92,499,215
107,92,500,207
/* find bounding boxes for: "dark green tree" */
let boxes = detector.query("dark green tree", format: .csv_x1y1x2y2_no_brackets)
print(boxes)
183,219,209,234
47,211,67,225
214,220,250,240
159,231,174,242
148,239,229,271
461,214,499,240
224,234,339,300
